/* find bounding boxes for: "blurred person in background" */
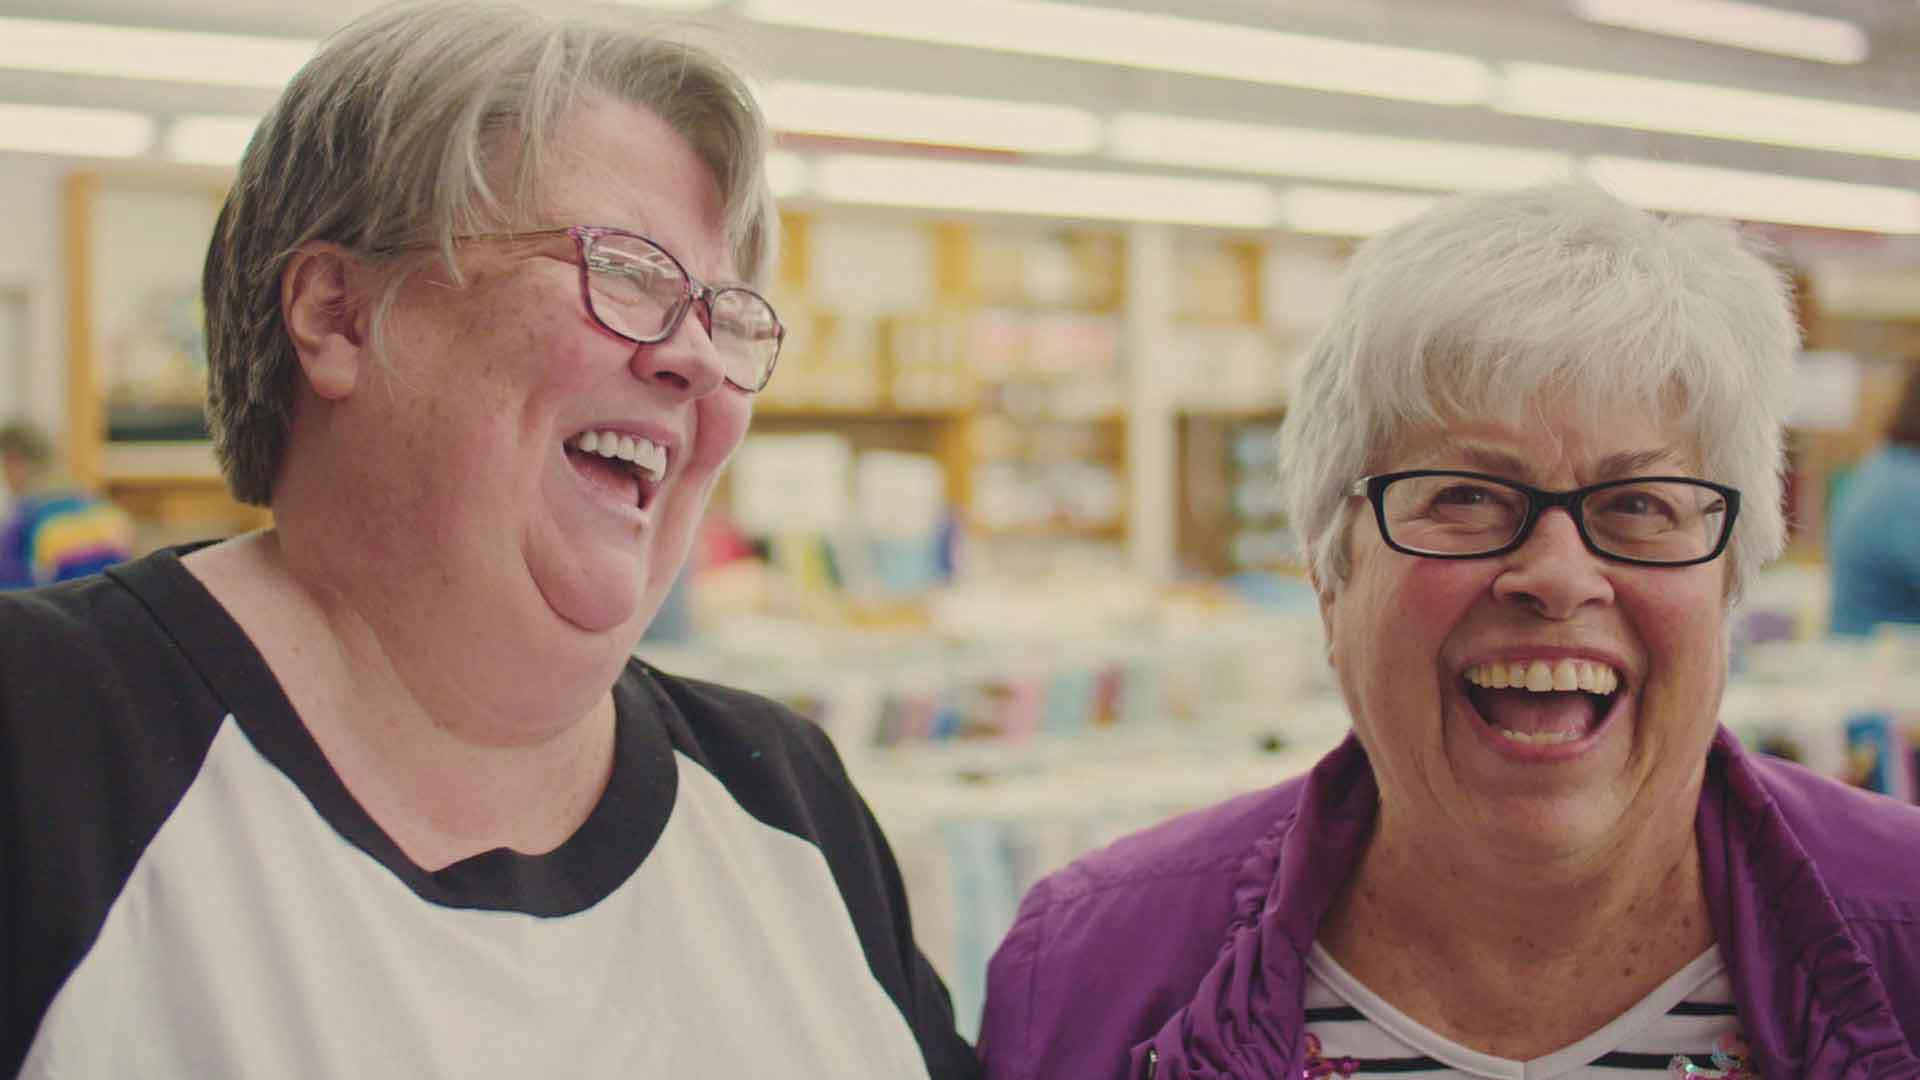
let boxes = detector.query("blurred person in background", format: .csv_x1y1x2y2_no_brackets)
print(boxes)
0,420,133,589
979,184,1920,1079
1828,362,1920,636
0,4,975,1077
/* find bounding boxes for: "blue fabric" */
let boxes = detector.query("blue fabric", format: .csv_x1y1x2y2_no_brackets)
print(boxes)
1828,445,1920,636
0,492,133,590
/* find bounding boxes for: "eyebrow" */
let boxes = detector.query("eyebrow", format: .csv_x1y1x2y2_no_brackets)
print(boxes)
1414,443,1685,483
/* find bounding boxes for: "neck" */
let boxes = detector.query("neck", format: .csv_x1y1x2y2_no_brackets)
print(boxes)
184,528,624,870
1319,794,1713,1059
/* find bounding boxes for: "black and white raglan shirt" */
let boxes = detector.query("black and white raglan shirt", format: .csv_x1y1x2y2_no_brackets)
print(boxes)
0,547,979,1078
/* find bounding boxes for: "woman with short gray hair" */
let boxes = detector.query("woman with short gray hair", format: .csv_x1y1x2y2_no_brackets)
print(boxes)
1,3,976,1077
980,184,1920,1078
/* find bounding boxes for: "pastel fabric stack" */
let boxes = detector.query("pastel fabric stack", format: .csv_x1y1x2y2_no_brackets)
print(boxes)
0,493,135,589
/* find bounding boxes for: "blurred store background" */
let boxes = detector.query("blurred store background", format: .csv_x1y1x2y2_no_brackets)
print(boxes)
2,0,1918,1033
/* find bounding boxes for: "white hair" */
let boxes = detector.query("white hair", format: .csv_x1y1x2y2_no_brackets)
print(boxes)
1278,182,1798,602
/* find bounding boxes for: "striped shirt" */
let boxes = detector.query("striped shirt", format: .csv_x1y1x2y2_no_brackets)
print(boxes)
1303,943,1755,1078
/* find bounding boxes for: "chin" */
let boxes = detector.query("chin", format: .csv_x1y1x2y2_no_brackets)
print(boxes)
535,569,648,637
1493,782,1636,845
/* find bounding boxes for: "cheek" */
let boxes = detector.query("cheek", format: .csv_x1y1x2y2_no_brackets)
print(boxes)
1329,556,1486,678
1630,573,1728,694
1361,559,1487,651
686,393,753,479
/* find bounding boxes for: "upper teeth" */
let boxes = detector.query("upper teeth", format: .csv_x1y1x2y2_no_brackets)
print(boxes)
1464,659,1619,695
573,430,665,480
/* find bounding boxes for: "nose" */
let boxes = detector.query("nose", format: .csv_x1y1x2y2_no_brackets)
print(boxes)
630,301,726,398
1491,507,1615,619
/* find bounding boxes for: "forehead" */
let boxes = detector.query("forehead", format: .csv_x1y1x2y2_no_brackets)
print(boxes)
534,96,734,281
1390,401,1700,482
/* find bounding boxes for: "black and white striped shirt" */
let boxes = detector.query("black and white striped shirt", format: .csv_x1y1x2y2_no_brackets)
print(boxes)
1302,943,1753,1078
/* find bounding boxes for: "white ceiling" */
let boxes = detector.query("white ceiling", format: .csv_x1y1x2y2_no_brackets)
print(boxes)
1,0,1917,243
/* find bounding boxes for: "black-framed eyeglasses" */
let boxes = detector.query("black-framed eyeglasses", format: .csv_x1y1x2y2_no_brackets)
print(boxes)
458,225,784,393
1349,470,1741,567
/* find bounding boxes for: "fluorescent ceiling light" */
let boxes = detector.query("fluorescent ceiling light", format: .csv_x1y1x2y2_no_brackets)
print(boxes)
598,0,723,8
164,114,261,167
1498,64,1920,161
1586,156,1920,234
1572,0,1867,65
808,153,1277,228
767,81,1099,155
0,102,152,158
745,0,1491,106
1109,113,1572,192
1277,186,1438,237
766,149,808,199
0,17,315,89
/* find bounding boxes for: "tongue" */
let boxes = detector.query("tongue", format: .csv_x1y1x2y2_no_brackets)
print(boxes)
1480,689,1597,738
568,448,640,504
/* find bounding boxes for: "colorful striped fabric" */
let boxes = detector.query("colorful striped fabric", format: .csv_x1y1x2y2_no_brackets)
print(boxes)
0,493,135,588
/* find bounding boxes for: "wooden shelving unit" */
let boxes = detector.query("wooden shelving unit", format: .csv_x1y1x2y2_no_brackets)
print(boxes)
64,167,269,550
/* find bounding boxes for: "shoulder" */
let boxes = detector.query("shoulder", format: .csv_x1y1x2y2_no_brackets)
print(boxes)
1,547,235,783
1732,746,1920,1051
621,658,878,865
628,659,849,790
1032,775,1309,911
2,553,236,1073
1740,749,1920,903
620,659,979,1077
979,776,1307,1079
0,569,163,705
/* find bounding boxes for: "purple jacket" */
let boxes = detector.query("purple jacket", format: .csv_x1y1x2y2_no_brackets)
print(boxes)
979,728,1920,1079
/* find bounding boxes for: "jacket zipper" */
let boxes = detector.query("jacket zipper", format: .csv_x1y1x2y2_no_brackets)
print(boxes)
1144,1048,1158,1079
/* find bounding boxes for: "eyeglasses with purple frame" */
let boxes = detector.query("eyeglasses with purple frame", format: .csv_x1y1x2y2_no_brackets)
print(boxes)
456,224,785,393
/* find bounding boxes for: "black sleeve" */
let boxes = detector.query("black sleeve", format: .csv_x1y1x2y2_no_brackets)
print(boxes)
644,668,982,1079
0,575,229,1075
803,722,983,1080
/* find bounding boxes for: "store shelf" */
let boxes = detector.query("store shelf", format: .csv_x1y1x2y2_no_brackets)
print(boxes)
757,404,966,421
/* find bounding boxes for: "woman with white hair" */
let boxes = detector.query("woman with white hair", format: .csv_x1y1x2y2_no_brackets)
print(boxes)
0,3,976,1077
978,184,1920,1078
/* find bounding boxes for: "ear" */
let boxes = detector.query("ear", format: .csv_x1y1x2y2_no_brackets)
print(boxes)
282,243,372,401
1310,565,1339,669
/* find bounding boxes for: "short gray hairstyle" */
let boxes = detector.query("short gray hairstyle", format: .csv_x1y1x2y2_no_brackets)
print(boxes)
1278,183,1798,602
204,0,775,506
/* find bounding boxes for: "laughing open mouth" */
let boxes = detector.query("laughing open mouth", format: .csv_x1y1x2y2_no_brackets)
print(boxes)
566,430,665,509
1462,660,1624,746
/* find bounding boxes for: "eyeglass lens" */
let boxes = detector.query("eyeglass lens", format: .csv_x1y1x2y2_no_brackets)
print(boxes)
581,231,782,390
1379,473,1731,563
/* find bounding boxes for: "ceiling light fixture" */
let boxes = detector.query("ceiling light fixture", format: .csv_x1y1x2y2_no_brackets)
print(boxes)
1586,156,1920,234
597,0,725,8
0,17,315,89
163,114,262,167
1276,186,1438,237
744,0,1492,106
1498,64,1920,161
1109,113,1573,191
1571,0,1867,65
806,153,1278,228
0,102,153,158
765,150,809,199
766,81,1100,155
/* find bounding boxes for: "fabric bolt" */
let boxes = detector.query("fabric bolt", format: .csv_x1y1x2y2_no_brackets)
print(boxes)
1828,445,1920,636
978,731,1920,1080
0,493,133,589
0,546,979,1079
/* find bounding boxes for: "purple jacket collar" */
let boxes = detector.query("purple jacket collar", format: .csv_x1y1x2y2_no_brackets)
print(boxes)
1132,728,1920,1079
